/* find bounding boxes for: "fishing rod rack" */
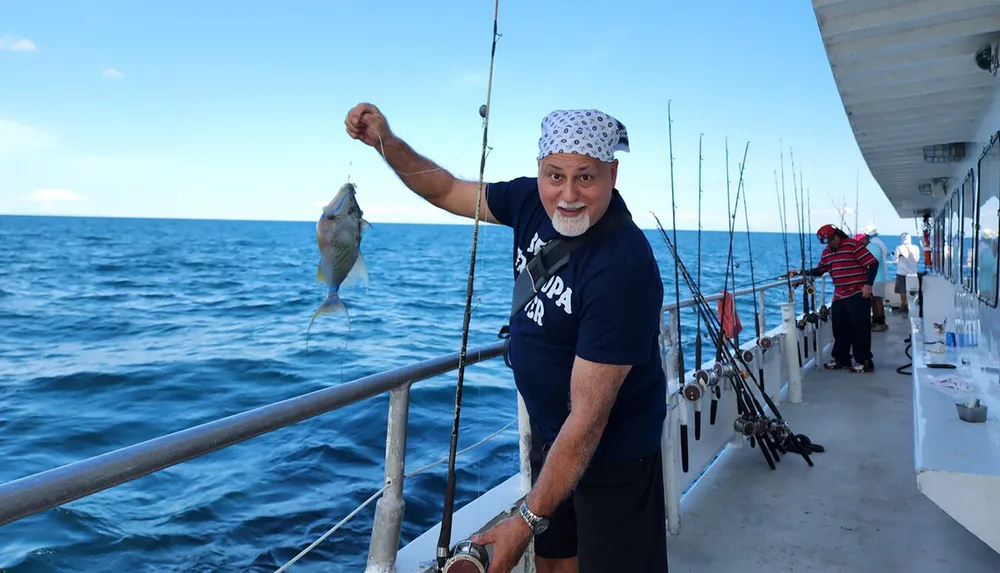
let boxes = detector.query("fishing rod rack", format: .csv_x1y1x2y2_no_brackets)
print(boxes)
0,276,832,572
658,274,833,535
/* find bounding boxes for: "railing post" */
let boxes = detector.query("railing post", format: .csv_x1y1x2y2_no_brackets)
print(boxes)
780,303,803,404
515,391,537,573
758,290,767,336
366,385,410,573
659,308,682,535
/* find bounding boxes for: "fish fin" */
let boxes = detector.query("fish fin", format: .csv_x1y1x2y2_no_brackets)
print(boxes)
305,292,350,350
341,251,370,292
362,219,373,230
316,260,326,284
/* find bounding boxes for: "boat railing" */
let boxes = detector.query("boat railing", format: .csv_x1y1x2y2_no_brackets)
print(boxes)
0,342,506,572
0,274,834,573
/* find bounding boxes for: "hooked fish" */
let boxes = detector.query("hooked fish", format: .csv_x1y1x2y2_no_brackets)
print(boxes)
306,182,371,347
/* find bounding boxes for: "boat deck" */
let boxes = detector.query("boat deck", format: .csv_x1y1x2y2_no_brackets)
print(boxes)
668,312,1000,573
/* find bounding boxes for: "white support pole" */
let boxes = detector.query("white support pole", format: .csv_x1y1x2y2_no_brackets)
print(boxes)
757,290,767,337
781,302,803,403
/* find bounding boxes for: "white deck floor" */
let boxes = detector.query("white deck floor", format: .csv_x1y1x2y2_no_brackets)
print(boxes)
668,312,1000,572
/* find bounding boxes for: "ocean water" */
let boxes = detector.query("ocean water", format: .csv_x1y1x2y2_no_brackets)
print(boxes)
0,214,914,572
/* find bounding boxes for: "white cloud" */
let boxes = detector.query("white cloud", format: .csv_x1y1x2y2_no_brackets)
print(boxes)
24,188,87,211
0,119,54,154
102,68,124,79
0,35,36,52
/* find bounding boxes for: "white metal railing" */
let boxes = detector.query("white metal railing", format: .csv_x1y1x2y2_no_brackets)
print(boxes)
0,274,836,573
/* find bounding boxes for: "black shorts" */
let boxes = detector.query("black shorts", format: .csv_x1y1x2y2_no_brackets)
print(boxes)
529,422,668,572
894,274,908,295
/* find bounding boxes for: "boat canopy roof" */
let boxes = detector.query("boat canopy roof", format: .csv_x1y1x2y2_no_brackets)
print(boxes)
811,0,1000,217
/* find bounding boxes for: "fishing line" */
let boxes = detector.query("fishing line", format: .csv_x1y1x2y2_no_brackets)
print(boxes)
369,128,483,178
436,1,501,568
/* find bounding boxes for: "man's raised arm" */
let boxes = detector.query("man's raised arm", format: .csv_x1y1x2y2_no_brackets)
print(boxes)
345,102,498,224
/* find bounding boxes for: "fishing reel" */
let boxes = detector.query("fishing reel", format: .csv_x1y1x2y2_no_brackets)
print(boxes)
795,317,808,330
757,335,774,352
695,368,717,385
682,379,705,401
733,415,758,437
805,282,816,296
441,540,491,573
768,419,791,442
818,305,830,322
806,312,820,325
734,415,771,438
740,349,756,363
713,362,736,379
687,368,722,401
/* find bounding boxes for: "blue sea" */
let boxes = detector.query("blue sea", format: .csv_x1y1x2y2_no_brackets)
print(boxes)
0,215,916,572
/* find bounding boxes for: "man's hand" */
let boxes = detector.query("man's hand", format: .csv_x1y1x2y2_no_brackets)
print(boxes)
861,284,873,298
345,102,391,149
788,269,801,277
470,515,532,573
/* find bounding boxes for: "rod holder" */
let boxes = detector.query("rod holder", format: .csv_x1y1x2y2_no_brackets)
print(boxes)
780,302,803,403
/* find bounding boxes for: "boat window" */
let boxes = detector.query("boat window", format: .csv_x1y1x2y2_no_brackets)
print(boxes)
934,207,945,271
943,197,952,280
976,130,1000,308
961,169,977,292
936,208,946,272
950,188,961,283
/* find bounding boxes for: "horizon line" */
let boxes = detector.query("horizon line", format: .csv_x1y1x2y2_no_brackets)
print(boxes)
0,212,822,234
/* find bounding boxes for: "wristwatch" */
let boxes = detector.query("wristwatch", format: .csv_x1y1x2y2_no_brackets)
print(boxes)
518,501,549,535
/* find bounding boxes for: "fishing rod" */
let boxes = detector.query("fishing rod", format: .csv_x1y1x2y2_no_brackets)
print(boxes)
696,133,705,439
436,1,500,570
666,100,689,473
741,174,765,394
779,148,794,304
719,140,750,352
807,185,817,314
659,217,816,470
652,213,817,469
705,139,748,438
799,172,821,341
790,153,810,365
773,169,793,302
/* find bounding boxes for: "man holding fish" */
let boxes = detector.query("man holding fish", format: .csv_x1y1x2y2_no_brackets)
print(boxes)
346,103,668,573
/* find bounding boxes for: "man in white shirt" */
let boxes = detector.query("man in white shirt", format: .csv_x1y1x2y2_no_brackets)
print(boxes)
861,225,889,331
893,232,921,314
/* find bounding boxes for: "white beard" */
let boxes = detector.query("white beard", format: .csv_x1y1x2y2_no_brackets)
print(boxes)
551,201,591,237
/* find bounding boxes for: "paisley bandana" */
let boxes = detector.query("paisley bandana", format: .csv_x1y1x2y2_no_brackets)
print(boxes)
537,109,630,163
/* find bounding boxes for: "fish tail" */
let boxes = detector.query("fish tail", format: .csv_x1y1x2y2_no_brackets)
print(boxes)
305,292,351,350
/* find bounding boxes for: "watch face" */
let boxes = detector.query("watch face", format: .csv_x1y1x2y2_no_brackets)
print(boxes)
520,503,549,535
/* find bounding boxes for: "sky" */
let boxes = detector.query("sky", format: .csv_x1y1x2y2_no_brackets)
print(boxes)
0,0,923,235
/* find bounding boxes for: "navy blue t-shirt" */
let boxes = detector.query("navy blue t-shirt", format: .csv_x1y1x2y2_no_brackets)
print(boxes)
486,176,666,463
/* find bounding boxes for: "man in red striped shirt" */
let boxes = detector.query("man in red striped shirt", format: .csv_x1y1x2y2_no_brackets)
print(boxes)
792,224,879,373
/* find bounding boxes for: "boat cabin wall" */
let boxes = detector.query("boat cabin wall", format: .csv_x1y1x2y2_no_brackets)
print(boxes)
925,83,1000,350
